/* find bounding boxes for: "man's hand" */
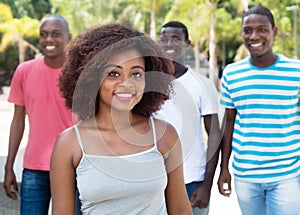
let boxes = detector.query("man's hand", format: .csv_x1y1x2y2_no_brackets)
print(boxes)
190,185,210,208
4,168,19,200
217,169,232,197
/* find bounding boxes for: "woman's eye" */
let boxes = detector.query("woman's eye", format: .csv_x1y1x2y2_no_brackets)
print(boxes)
108,71,120,77
132,72,143,78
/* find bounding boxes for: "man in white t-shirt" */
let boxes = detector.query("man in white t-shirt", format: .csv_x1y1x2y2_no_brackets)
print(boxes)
155,21,221,215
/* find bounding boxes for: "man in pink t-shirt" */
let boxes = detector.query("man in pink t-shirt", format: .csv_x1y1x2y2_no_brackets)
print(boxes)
3,14,74,215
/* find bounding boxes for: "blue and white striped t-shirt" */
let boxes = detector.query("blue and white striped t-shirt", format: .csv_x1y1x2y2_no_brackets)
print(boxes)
221,54,300,183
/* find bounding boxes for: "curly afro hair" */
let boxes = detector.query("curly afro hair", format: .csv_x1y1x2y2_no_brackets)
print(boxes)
59,23,174,120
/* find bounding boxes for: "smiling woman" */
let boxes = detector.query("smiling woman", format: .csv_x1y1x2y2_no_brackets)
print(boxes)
100,49,146,113
50,23,193,215
59,24,174,120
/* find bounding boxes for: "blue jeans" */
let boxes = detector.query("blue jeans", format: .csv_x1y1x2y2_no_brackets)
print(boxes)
186,181,209,215
20,169,82,215
235,177,300,215
20,169,51,215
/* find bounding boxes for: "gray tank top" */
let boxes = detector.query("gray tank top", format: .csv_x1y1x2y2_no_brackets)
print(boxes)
74,117,168,214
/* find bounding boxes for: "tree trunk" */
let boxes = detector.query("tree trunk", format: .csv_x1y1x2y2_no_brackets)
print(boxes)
23,40,41,58
208,2,218,88
150,2,156,40
194,40,200,72
18,39,41,63
18,39,26,63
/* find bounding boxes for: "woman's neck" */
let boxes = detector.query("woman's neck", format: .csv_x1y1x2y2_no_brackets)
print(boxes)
95,110,135,130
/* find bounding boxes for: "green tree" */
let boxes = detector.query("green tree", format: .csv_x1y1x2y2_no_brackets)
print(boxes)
132,0,170,38
1,0,51,19
112,0,150,33
112,0,173,37
1,0,297,72
50,0,116,36
0,3,40,63
0,2,13,22
205,0,220,86
216,7,242,68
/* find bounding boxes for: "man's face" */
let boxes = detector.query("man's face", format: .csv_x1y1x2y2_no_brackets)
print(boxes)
242,14,277,59
159,27,188,63
39,19,71,59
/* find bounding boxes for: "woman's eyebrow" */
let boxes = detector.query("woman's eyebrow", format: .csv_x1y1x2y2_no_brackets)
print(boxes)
104,64,121,69
131,65,145,71
104,64,145,71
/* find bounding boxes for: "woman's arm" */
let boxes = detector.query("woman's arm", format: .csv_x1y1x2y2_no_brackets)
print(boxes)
50,128,79,215
157,122,192,215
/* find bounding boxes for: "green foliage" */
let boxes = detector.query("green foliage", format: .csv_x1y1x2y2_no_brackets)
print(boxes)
111,0,173,36
0,16,40,50
216,8,242,61
0,3,40,70
15,0,51,19
164,0,209,43
0,45,19,71
0,3,13,22
111,0,150,33
50,0,116,36
0,0,299,72
1,0,51,19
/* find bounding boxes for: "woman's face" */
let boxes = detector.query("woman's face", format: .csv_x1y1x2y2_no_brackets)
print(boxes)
99,49,145,113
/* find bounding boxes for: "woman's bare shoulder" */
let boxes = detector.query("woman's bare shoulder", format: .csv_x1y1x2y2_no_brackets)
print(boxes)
153,118,180,153
56,126,77,145
52,125,83,167
153,118,178,139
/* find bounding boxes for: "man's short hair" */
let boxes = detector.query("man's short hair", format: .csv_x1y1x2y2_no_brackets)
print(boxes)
243,5,275,28
161,21,189,41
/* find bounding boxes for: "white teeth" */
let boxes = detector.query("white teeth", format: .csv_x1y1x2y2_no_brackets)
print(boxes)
115,93,132,98
251,43,262,47
166,50,175,54
46,46,55,50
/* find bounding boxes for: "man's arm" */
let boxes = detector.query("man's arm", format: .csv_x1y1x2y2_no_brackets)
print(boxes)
190,113,221,208
4,105,26,200
217,108,236,197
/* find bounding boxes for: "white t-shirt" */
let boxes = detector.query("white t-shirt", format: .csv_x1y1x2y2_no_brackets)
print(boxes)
155,66,218,183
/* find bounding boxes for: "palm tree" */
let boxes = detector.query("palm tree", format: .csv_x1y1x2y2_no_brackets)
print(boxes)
0,3,40,63
205,0,220,87
132,0,166,39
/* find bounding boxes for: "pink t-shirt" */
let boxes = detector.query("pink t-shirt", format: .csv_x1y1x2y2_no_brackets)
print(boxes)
8,56,73,171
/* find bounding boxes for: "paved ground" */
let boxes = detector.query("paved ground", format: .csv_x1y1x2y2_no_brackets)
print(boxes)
0,86,241,215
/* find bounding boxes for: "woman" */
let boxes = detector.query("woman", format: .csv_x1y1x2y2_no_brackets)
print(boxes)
50,23,192,215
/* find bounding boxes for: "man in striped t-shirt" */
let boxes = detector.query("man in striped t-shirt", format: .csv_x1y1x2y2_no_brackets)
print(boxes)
218,5,300,215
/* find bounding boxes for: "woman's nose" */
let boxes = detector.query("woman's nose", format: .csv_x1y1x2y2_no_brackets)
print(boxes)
119,76,133,87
